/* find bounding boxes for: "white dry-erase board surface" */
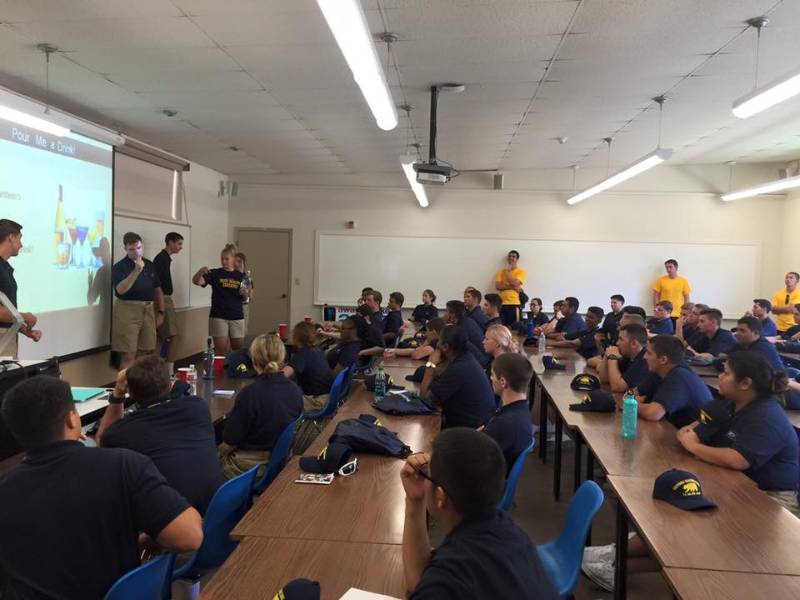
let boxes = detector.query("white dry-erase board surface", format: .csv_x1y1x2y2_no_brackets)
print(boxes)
314,232,759,317
113,215,194,308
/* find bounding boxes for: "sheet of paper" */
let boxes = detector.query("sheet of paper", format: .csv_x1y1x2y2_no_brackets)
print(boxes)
339,589,401,600
212,389,236,396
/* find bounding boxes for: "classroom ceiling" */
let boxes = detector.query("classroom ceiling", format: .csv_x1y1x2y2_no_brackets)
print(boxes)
2,0,800,176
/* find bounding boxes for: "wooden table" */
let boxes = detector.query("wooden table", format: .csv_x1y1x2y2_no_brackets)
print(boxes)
193,364,250,423
200,537,405,600
662,568,800,600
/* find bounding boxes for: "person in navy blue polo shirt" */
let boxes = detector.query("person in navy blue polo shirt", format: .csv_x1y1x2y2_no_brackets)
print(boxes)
677,351,800,516
464,288,488,331
483,353,535,475
326,315,363,376
364,290,385,333
284,322,333,413
751,298,778,337
481,293,504,330
544,296,584,340
687,308,736,359
221,333,303,478
597,294,625,347
597,323,651,392
552,305,604,358
0,376,202,599
400,428,557,599
444,300,490,368
647,301,675,335
726,316,784,370
410,289,439,328
635,335,712,428
383,291,405,345
421,325,496,428
97,355,224,514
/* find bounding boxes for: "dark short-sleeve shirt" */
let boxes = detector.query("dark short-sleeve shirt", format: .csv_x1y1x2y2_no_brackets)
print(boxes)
600,310,623,341
682,323,698,341
467,306,488,331
371,310,385,332
761,318,778,337
152,249,173,296
411,304,438,324
729,337,784,371
411,509,558,600
460,317,488,356
202,268,244,320
360,325,386,351
112,257,161,301
429,353,496,428
691,328,736,356
0,257,18,327
485,316,503,329
565,327,599,358
707,397,799,491
327,340,362,370
646,364,713,428
222,373,304,450
782,324,800,340
101,396,224,514
619,349,650,389
289,346,334,396
483,400,533,476
384,310,404,337
647,317,675,335
0,441,189,600
555,313,585,336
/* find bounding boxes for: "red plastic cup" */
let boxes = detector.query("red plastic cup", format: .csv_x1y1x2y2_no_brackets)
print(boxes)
176,367,191,382
278,323,288,339
213,356,225,374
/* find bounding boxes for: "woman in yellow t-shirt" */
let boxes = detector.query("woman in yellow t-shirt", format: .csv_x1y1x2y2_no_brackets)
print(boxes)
495,250,527,326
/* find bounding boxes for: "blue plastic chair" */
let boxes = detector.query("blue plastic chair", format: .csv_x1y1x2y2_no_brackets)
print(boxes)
253,413,304,494
172,465,259,582
497,435,536,511
340,364,356,402
105,552,175,600
305,367,350,421
537,480,605,598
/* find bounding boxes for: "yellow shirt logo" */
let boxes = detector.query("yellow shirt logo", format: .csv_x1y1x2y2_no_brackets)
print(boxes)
699,410,711,424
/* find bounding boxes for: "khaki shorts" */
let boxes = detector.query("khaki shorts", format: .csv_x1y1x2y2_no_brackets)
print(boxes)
766,489,800,518
209,318,246,339
112,300,156,353
0,331,17,358
157,295,179,340
221,448,270,480
303,393,329,413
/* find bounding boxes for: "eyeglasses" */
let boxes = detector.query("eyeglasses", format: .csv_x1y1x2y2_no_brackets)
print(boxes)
414,461,446,492
338,458,358,477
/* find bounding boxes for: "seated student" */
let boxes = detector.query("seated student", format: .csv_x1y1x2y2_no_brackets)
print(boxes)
357,286,373,306
538,299,564,336
464,288,488,331
541,296,584,340
482,324,518,377
444,300,490,367
635,335,712,428
356,304,387,358
420,325,496,428
586,311,647,370
687,308,736,359
677,352,799,516
385,317,445,361
676,302,707,344
777,304,800,341
481,293,504,329
0,377,202,599
400,428,558,599
220,334,304,478
597,294,625,346
597,323,651,392
551,306,604,358
97,356,224,514
326,315,363,376
515,296,550,336
727,316,784,370
383,291,405,345
751,298,778,337
410,289,439,327
283,322,334,412
483,353,535,475
364,289,385,332
647,301,675,335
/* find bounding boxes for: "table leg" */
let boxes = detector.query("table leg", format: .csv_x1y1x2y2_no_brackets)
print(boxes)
573,433,583,493
553,413,563,501
614,500,629,600
538,382,548,463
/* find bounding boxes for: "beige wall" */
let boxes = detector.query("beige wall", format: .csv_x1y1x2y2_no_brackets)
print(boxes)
229,164,789,325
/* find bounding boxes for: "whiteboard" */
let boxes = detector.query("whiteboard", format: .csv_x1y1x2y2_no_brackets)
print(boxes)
113,215,192,309
315,232,760,318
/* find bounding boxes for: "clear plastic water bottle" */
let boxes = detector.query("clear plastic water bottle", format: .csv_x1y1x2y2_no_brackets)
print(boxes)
374,365,386,400
187,364,198,395
622,391,638,439
203,337,215,380
538,332,546,353
527,317,535,338
239,269,252,297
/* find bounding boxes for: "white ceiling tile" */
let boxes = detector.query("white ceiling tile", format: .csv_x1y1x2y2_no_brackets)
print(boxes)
0,0,181,21
108,70,262,92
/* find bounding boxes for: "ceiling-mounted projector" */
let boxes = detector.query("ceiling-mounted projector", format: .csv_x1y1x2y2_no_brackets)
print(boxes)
413,160,452,185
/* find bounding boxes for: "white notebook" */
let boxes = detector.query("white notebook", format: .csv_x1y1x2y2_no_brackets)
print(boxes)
339,589,401,600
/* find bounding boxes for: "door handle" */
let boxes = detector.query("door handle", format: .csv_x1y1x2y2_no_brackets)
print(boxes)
281,294,287,299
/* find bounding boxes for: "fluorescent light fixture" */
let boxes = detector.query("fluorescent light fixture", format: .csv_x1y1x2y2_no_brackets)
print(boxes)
721,173,800,201
733,67,800,118
566,147,673,205
317,0,398,131
401,156,429,208
0,104,69,137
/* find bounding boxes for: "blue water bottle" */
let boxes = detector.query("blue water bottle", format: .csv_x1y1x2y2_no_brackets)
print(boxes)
622,391,638,439
374,365,386,400
527,317,535,338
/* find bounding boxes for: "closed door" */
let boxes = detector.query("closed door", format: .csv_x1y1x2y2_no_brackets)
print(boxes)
235,229,291,335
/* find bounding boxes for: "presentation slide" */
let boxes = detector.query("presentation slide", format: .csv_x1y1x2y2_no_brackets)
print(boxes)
0,117,113,358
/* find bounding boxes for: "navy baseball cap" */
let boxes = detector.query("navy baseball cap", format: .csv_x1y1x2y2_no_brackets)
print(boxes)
693,398,734,443
570,390,615,412
542,355,566,370
570,373,600,391
652,469,716,511
299,443,352,474
274,578,320,600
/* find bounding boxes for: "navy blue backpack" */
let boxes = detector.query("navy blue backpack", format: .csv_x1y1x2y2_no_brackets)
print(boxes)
373,391,437,416
329,414,412,458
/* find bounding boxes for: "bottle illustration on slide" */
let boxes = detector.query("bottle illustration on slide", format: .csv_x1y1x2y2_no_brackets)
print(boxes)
53,184,68,267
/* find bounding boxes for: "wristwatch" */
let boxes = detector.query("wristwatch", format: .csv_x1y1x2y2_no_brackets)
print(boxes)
425,361,437,369
109,394,125,405
607,354,621,361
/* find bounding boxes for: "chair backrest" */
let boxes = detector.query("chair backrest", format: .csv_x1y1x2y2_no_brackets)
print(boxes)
174,465,259,578
341,365,356,402
254,413,304,493
306,367,349,420
105,552,175,600
497,434,536,511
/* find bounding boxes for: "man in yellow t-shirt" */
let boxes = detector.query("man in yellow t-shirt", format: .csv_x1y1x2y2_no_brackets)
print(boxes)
495,250,527,326
652,259,691,318
771,271,800,333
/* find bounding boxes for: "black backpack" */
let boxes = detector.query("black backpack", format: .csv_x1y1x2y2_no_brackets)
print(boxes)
329,414,412,458
373,391,437,416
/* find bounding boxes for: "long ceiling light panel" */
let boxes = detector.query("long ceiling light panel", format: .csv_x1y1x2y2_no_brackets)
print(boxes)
0,104,69,137
317,0,398,131
721,173,800,201
401,155,429,208
733,67,800,119
566,148,673,205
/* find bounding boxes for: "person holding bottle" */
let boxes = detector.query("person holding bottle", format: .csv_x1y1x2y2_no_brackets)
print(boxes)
235,252,254,335
192,244,245,355
0,220,42,356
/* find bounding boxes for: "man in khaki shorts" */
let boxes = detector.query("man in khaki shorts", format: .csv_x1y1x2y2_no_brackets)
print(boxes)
0,220,42,357
112,232,165,370
153,232,184,374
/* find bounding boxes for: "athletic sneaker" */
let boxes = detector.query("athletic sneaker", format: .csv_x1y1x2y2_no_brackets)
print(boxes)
581,558,614,592
582,543,615,565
